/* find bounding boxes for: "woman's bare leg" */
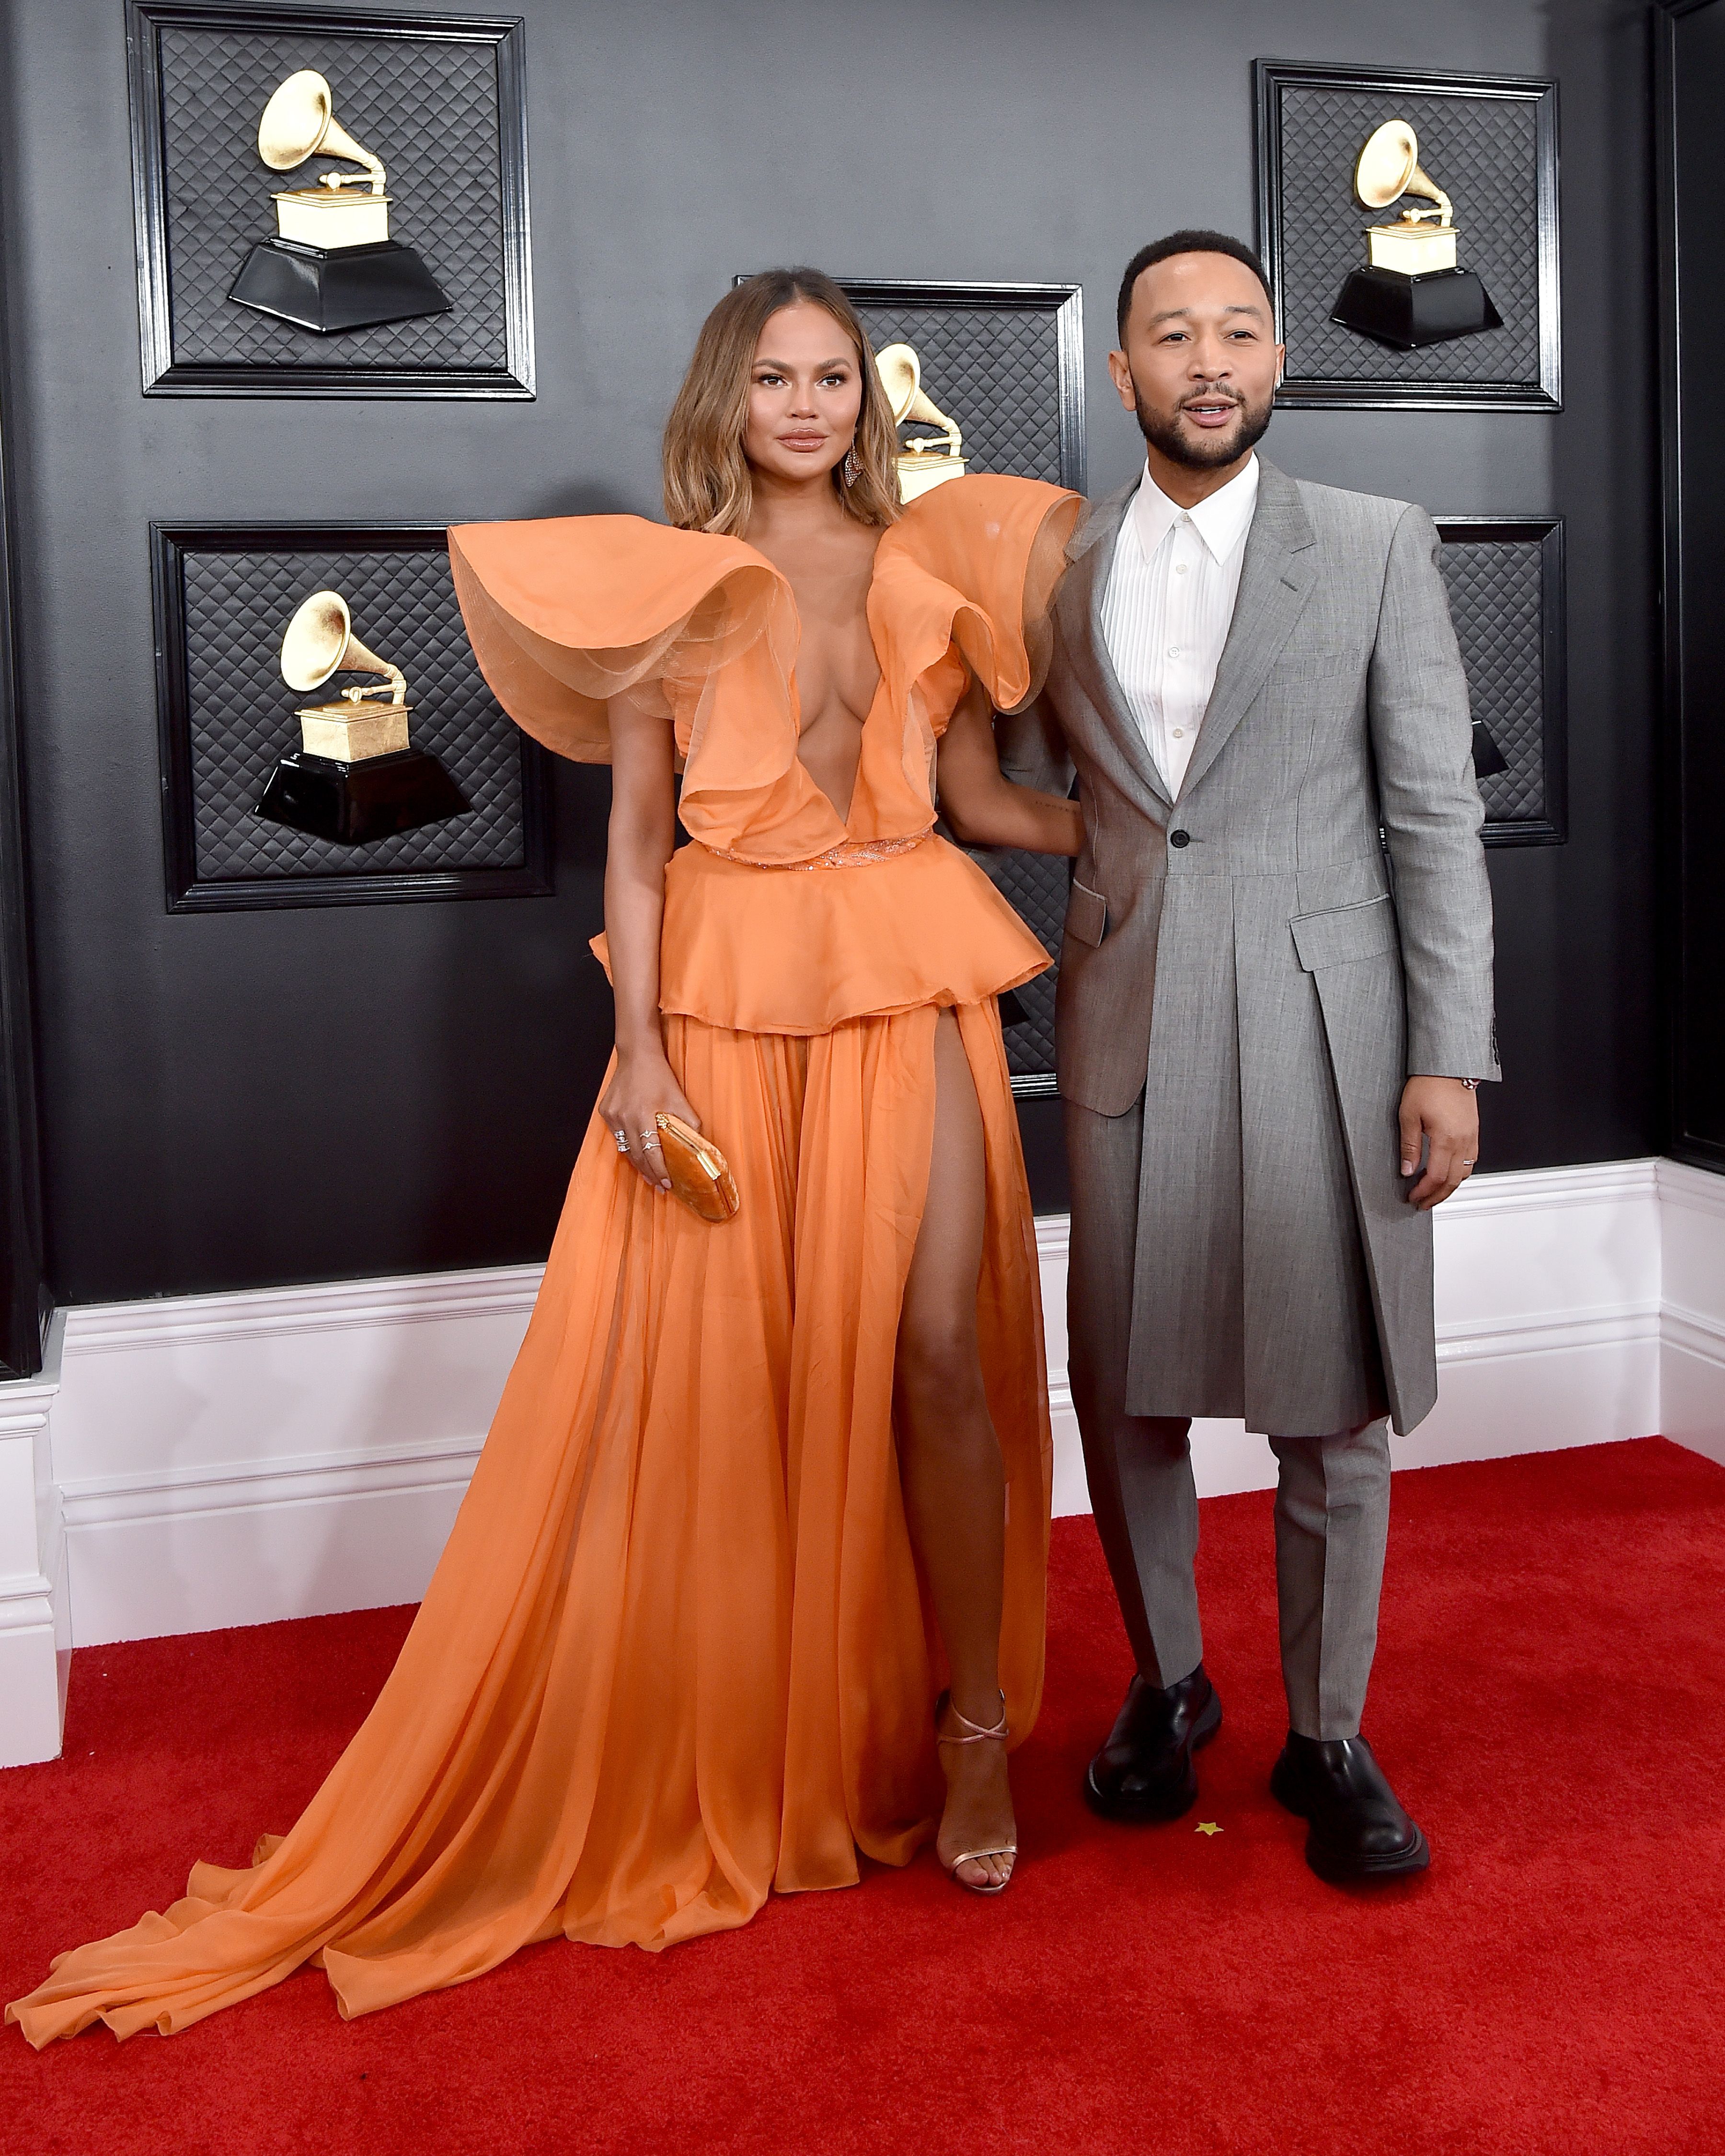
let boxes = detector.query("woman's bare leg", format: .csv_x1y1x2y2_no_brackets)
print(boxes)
895,1008,1014,1889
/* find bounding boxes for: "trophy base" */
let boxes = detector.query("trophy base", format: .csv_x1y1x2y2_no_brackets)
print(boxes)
253,749,467,846
896,452,969,505
228,238,452,335
1472,722,1509,780
1329,267,1503,352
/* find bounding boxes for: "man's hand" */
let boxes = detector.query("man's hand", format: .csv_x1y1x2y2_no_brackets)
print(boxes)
1398,1077,1479,1210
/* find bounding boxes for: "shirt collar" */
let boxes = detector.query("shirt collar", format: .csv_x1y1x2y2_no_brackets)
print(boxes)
1127,453,1260,569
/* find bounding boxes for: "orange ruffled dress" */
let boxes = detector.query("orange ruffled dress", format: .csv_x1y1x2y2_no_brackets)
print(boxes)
8,474,1081,2045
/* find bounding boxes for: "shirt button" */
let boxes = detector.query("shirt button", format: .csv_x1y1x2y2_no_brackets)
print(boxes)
1167,645,1183,657
1171,727,1184,739
1174,562,1189,575
1169,828,1191,849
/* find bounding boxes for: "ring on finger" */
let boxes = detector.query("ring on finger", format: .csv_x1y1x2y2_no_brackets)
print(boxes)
638,1129,661,1148
612,1129,630,1154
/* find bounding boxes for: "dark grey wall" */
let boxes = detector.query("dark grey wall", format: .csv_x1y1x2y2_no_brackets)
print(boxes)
0,0,1659,1304
1660,0,1725,1171
0,135,43,1374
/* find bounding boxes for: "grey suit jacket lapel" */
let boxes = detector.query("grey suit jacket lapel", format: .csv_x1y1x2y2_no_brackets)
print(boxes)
1060,481,1174,811
1177,459,1318,798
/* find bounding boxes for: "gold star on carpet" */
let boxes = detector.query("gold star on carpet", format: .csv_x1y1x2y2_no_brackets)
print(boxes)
1195,1821,1222,1835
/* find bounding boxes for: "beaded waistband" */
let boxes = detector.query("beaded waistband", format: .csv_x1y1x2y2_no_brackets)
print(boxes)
702,832,930,872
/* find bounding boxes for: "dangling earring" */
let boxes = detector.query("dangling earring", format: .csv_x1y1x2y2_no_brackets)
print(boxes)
842,446,861,486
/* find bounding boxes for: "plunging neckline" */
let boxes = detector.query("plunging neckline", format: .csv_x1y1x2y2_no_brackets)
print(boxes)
780,542,887,830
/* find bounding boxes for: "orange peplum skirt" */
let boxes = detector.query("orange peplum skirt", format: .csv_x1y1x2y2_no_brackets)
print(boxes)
653,829,1052,1033
9,840,1054,2043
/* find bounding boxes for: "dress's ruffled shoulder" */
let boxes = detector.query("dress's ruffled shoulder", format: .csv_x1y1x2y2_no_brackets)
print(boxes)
450,515,855,860
448,516,795,766
869,475,1081,723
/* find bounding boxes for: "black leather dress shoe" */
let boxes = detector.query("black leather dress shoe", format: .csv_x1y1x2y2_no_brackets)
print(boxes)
1084,1665,1222,1823
1270,1732,1431,1883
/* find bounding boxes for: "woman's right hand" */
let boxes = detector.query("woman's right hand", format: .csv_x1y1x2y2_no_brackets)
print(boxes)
599,1047,702,1193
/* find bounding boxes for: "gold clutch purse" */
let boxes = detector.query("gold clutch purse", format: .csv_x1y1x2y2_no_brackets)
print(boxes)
655,1112,740,1224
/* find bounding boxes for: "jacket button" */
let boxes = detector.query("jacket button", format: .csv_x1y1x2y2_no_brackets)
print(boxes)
1169,828,1191,849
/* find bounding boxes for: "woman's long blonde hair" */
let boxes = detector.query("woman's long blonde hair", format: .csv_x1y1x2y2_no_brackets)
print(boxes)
663,268,902,535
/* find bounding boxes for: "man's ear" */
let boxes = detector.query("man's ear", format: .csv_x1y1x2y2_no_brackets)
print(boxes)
1107,347,1136,413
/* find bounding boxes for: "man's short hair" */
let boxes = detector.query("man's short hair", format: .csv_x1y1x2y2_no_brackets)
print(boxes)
1116,231,1274,343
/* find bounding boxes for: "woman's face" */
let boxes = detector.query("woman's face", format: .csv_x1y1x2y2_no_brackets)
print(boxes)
743,304,864,487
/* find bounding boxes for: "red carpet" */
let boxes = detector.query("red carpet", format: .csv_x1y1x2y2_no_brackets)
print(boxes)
4,1436,1723,2154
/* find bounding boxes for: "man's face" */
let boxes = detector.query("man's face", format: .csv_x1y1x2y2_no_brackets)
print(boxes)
1109,253,1283,471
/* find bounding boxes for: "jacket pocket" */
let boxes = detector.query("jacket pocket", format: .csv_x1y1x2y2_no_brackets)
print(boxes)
1289,893,1397,972
1068,879,1108,948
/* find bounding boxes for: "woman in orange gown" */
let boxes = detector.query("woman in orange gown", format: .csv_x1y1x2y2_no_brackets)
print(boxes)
8,268,1082,2043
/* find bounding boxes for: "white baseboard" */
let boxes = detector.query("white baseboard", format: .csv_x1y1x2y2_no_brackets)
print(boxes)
0,1327,71,1767
1658,1159,1725,1468
49,1267,536,1662
1,1154,1722,1767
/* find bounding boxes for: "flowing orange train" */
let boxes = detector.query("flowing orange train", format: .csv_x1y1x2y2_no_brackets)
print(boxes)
8,474,1081,2043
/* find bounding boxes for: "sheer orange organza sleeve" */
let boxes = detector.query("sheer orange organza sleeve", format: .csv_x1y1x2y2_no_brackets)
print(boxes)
448,516,848,862
869,474,1081,730
845,476,1080,835
448,516,794,763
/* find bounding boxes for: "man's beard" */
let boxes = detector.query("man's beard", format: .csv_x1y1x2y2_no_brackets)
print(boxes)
1132,378,1273,470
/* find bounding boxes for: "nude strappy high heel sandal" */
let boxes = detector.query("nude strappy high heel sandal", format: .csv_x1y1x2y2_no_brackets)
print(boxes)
935,1690,1018,1895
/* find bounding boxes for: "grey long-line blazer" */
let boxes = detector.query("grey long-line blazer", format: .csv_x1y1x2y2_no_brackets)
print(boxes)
999,459,1498,1436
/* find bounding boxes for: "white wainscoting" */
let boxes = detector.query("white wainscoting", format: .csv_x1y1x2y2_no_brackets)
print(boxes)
0,1348,69,1768
1658,1160,1725,1469
49,1268,539,1656
2,1156,1722,1766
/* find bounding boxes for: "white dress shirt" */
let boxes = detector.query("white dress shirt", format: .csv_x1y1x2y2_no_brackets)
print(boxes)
1098,454,1260,799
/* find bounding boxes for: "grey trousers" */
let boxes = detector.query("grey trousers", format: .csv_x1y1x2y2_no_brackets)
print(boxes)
1067,1098,1392,1741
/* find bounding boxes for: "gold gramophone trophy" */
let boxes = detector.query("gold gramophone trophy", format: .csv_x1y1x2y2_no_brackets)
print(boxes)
228,70,450,334
875,344,969,503
1329,120,1502,351
253,591,465,845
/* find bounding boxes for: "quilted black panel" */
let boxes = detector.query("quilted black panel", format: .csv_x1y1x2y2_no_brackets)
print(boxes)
970,846,1066,1080
178,542,527,880
1438,536,1549,826
1273,83,1544,387
155,22,507,372
849,302,1067,485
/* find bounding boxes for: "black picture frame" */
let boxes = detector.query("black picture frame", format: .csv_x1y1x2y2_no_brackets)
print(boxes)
836,280,1086,493
839,279,1084,1098
152,521,553,913
1435,516,1566,848
1254,59,1560,411
125,2,533,399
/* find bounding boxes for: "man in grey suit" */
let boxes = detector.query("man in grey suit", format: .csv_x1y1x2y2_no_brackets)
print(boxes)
1000,231,1497,1882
